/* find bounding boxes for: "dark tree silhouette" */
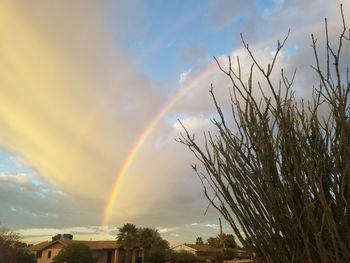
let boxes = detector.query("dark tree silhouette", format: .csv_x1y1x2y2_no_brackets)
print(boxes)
195,236,204,245
0,224,34,263
137,227,169,263
117,223,138,263
206,234,237,249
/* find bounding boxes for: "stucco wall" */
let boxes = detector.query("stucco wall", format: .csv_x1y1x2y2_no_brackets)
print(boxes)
34,245,119,263
36,247,61,263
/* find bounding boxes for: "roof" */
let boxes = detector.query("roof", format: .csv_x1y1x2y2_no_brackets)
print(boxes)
30,241,51,251
173,243,221,253
186,244,221,252
30,240,120,251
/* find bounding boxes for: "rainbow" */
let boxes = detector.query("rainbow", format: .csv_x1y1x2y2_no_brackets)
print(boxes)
101,63,218,226
101,21,328,226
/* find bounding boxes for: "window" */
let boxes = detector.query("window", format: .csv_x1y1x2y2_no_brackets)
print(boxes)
48,250,52,258
37,251,42,258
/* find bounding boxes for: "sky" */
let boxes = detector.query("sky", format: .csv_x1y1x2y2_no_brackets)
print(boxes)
0,0,349,245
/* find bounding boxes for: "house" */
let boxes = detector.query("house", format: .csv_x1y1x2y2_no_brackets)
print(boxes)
172,243,221,256
30,239,144,263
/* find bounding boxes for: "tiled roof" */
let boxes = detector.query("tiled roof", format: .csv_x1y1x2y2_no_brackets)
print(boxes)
30,240,120,251
65,240,120,250
29,241,51,251
183,244,221,252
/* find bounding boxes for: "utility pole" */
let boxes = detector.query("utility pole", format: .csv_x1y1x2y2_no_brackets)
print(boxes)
219,218,225,254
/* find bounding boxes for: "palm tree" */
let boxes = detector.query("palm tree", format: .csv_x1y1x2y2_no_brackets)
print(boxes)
117,223,138,263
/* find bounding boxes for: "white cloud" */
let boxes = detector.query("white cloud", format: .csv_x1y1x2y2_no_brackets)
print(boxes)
174,115,212,133
0,172,32,186
18,226,119,244
0,0,163,217
157,227,177,233
188,222,219,230
179,68,192,85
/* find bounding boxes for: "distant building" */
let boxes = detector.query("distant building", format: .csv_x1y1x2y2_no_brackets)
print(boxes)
30,239,143,263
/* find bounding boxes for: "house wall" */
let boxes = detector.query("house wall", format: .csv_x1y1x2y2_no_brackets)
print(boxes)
35,248,116,263
36,247,61,263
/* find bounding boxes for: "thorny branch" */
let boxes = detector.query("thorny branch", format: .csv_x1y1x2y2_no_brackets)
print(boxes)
177,6,350,263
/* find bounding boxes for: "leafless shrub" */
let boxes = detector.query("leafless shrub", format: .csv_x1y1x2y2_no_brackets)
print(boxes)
178,5,350,263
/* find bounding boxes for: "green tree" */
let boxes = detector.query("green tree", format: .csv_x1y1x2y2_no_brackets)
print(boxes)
117,223,138,263
137,227,168,251
17,248,35,263
146,248,168,263
137,227,169,263
62,234,73,240
52,234,73,241
195,237,204,245
51,234,62,241
220,234,237,249
116,225,169,263
206,237,220,248
179,5,350,262
207,234,237,249
52,243,93,263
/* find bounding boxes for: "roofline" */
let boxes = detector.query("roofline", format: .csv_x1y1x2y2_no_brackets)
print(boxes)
31,240,121,251
31,240,67,251
171,243,200,250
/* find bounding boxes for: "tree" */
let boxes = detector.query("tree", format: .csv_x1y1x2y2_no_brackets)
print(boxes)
51,233,73,241
179,5,350,263
52,234,62,241
62,234,73,240
220,234,237,249
206,234,237,249
0,224,34,263
52,243,94,263
195,237,204,245
0,225,20,263
117,223,138,263
137,227,169,263
116,224,169,263
146,248,168,263
17,248,35,263
206,237,219,248
137,227,168,251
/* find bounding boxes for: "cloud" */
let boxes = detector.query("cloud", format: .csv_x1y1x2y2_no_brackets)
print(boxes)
157,227,177,234
179,69,192,85
18,225,119,244
112,6,350,232
0,170,106,230
0,172,30,185
174,115,211,132
140,1,349,243
0,1,163,210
